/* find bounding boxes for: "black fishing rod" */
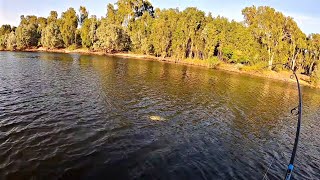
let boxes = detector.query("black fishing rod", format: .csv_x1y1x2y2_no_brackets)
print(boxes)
264,63,302,180
284,69,303,180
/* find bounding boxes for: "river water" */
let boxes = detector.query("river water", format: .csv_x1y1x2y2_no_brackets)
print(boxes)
0,51,319,179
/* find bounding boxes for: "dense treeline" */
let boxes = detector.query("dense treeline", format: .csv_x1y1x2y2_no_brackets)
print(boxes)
0,0,319,84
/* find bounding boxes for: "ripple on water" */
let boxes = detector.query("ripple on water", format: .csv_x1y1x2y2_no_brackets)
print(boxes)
0,52,319,179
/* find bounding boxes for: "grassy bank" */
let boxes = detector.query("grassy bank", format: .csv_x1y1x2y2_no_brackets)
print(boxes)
5,47,319,89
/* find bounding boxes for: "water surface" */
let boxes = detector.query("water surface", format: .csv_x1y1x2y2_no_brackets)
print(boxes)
0,51,319,179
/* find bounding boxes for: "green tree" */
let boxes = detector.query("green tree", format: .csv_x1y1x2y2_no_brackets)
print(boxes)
41,12,64,48
283,17,306,70
15,15,40,49
0,24,12,35
95,18,130,52
171,7,206,60
37,17,47,42
305,34,320,75
47,11,58,24
211,16,229,60
150,8,178,58
311,64,320,86
116,0,154,25
79,6,89,26
201,14,218,59
3,0,320,83
222,21,261,64
80,15,98,48
106,4,118,25
129,12,154,54
0,25,12,49
242,6,287,69
60,8,78,47
41,23,64,48
6,31,17,50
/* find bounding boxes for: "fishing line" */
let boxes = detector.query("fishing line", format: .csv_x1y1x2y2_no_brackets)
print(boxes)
262,156,275,180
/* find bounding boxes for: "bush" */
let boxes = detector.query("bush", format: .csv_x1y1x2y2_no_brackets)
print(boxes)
67,44,78,50
183,57,221,68
235,63,244,70
240,61,268,71
206,57,221,68
311,65,320,86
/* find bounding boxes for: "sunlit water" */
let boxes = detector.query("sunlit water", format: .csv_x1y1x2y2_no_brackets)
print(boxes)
0,51,319,180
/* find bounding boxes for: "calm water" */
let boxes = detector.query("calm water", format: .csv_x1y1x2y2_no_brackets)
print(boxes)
0,51,319,180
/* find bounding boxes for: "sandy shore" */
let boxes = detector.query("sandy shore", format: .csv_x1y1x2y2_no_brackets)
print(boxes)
7,47,320,89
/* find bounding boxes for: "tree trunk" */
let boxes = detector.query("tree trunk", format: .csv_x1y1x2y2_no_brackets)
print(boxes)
291,45,296,70
309,61,315,75
188,40,193,58
292,58,296,71
268,47,272,70
75,33,77,46
292,50,297,71
218,42,222,60
270,52,274,67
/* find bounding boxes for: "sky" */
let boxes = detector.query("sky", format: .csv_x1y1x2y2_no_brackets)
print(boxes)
0,0,319,34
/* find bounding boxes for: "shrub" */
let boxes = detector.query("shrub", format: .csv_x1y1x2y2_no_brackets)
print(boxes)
310,65,320,86
67,44,77,50
207,57,221,68
240,61,268,71
183,57,221,68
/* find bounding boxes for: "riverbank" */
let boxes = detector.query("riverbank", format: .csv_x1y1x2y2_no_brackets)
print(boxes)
6,47,319,89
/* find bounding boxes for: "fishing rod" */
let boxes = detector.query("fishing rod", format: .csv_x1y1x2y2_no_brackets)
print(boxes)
284,69,303,180
266,63,302,180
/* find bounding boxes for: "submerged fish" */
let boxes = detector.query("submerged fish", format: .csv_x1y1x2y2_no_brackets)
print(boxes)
149,115,166,121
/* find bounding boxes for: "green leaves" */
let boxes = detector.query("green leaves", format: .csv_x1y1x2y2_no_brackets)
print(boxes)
311,65,320,85
41,23,64,49
60,8,78,47
0,25,14,50
6,32,17,50
80,16,97,48
116,0,154,25
95,19,130,52
15,16,40,49
79,6,89,26
3,1,320,82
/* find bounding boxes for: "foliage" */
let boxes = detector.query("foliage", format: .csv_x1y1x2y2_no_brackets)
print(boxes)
41,23,64,49
2,0,320,83
243,6,286,68
15,15,40,49
94,18,130,52
240,62,268,72
78,6,88,26
6,32,17,50
116,0,154,25
149,8,178,58
67,44,77,50
0,24,12,35
207,57,221,68
0,25,13,49
0,36,5,50
128,12,154,54
60,8,78,47
311,65,320,86
80,15,99,48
